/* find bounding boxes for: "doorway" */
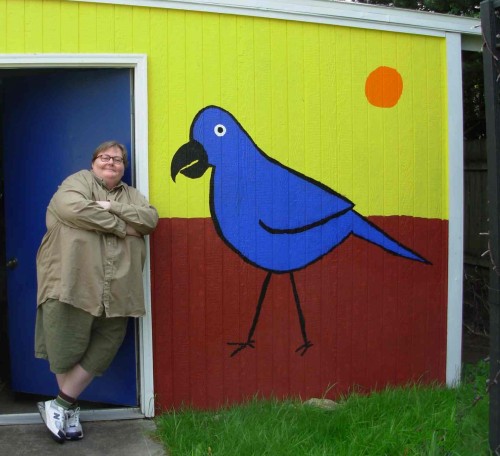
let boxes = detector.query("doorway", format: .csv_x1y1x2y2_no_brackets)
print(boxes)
0,61,152,421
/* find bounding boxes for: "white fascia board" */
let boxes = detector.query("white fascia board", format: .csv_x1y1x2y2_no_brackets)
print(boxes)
445,32,464,387
68,0,481,41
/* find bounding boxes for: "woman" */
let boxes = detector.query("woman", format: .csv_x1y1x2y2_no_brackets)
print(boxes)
35,141,158,443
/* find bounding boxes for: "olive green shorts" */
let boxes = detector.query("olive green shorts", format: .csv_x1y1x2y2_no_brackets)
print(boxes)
34,299,129,376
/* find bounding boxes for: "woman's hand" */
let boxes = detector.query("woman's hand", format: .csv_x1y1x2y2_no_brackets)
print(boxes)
96,201,111,210
125,224,143,237
97,201,142,237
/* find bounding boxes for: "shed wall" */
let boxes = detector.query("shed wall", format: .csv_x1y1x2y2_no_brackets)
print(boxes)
0,0,449,409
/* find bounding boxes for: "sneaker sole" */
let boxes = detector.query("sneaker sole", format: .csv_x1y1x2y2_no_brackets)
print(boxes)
66,432,84,441
37,402,65,444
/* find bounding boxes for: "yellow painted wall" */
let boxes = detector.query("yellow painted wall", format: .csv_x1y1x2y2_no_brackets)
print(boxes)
0,0,448,220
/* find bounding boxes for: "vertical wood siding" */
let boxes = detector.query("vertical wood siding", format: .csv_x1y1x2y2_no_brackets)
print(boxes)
151,217,447,409
0,0,448,221
0,0,450,409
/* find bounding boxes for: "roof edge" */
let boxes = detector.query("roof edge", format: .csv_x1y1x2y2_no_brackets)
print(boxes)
68,0,481,38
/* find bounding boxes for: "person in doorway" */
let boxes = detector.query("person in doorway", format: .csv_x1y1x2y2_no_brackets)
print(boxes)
34,141,159,443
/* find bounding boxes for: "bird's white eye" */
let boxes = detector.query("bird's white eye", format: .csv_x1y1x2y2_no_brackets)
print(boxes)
214,124,226,137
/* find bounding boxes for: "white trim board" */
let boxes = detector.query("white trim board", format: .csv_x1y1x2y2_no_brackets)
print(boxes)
0,53,155,419
0,408,143,426
68,0,482,50
445,33,464,387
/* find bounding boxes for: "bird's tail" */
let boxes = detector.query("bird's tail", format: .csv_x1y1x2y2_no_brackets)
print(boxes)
351,212,430,264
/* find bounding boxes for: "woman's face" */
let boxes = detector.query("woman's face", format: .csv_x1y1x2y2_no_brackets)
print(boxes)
91,146,125,189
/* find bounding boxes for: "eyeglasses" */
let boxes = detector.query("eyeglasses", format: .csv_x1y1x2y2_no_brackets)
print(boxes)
97,154,124,164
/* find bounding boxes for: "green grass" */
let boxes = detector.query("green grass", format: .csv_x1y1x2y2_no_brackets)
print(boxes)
155,361,490,455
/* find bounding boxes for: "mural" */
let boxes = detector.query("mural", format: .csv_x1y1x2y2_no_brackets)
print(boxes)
0,0,459,411
171,105,430,357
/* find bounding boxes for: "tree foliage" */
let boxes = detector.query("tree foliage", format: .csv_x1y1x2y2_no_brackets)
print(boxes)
462,50,486,140
354,0,480,16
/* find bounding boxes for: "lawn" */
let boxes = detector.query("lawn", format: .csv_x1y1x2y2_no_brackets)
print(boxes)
155,361,490,455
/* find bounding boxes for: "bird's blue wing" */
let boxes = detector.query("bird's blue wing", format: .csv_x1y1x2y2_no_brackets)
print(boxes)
256,154,354,233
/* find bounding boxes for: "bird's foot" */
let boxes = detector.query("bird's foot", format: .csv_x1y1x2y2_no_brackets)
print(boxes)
295,340,313,356
227,339,255,357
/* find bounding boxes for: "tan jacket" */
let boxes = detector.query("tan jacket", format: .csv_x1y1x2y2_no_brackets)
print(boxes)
36,170,159,317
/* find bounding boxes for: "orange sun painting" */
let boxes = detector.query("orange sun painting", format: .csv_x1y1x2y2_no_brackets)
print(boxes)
365,66,403,108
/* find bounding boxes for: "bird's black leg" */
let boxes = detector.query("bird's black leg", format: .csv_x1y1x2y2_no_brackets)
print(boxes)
228,271,272,357
290,272,313,356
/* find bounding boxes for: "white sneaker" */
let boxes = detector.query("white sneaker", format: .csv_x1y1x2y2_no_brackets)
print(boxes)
40,400,66,443
65,407,83,440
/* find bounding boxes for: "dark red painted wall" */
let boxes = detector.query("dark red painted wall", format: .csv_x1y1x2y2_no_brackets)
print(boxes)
151,216,448,410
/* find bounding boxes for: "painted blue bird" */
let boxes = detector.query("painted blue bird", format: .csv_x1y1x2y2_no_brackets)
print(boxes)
171,105,430,357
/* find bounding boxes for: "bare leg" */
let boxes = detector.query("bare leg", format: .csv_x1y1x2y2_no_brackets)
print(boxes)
56,364,94,399
56,373,67,391
39,365,91,442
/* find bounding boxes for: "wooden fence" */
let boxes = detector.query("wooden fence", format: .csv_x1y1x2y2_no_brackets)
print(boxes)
464,139,488,268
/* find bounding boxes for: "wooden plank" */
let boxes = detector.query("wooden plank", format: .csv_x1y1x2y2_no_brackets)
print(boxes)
151,216,447,409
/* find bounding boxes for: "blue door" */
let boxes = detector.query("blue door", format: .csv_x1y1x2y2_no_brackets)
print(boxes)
2,69,137,406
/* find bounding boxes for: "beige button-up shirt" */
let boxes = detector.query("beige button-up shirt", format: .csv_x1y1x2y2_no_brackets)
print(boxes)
36,170,159,317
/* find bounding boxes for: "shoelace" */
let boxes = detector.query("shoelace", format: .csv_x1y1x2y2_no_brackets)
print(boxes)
66,407,81,428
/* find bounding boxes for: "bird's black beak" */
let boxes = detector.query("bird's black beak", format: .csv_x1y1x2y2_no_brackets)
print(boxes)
171,140,209,182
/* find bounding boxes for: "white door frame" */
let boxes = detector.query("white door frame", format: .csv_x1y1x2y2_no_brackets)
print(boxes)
0,54,154,422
